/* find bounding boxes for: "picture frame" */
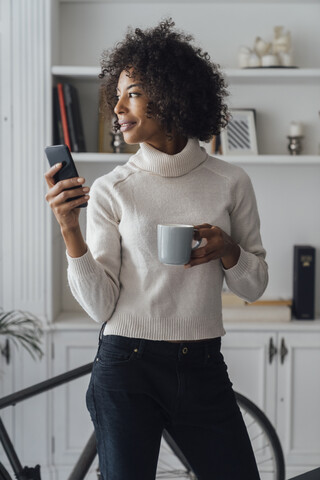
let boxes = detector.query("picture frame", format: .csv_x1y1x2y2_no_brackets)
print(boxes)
220,109,258,155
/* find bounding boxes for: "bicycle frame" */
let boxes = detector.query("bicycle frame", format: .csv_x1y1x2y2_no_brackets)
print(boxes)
0,362,95,480
0,362,285,480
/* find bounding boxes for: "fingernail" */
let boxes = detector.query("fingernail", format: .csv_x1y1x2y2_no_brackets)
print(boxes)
55,162,62,168
77,177,84,183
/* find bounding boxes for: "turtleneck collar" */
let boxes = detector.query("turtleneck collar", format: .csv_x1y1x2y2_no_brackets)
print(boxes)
129,138,208,177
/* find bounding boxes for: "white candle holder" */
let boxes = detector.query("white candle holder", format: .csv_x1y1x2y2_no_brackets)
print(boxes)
287,136,303,155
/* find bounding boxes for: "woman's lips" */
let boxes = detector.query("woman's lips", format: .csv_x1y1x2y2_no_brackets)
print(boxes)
120,122,136,132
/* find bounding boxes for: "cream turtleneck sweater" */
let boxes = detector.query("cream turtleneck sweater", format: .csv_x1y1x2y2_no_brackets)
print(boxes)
66,138,268,340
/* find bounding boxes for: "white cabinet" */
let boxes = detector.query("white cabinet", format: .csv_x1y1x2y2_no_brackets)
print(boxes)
276,332,320,469
221,331,277,423
51,326,100,480
222,323,320,479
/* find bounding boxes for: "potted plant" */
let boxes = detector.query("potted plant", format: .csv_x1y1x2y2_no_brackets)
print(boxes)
0,308,43,362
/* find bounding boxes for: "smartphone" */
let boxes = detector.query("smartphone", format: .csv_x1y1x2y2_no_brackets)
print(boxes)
44,144,88,208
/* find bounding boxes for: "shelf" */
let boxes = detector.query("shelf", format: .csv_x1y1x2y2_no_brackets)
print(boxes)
215,155,320,165
72,152,320,165
60,0,320,4
73,152,130,163
225,68,320,81
51,310,320,331
52,65,101,79
52,65,320,81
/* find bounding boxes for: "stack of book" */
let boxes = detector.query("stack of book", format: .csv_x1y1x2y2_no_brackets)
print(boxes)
53,83,86,152
222,292,292,322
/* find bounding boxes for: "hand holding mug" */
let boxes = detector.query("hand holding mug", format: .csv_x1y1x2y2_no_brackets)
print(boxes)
184,223,240,269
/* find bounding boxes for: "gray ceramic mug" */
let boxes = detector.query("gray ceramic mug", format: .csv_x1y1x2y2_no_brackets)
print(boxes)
157,224,202,265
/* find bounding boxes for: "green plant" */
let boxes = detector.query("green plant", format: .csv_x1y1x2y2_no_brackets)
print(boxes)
0,309,43,360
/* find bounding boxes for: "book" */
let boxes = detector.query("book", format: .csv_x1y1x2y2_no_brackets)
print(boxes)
246,299,292,307
63,83,78,152
62,83,86,152
69,83,86,152
222,292,246,307
223,305,292,322
52,86,64,145
57,83,71,150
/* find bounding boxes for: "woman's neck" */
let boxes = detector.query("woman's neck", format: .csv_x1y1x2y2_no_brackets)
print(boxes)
145,134,188,155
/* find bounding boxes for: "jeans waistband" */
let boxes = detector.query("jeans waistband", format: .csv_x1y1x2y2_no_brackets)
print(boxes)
99,332,221,360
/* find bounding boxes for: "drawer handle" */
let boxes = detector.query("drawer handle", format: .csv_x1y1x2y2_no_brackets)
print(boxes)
280,338,288,364
269,337,277,364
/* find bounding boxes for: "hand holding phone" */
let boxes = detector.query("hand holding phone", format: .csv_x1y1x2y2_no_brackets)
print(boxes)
44,144,88,208
44,145,89,257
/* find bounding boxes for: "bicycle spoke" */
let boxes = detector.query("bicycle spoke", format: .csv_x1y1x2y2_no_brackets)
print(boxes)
157,470,191,478
252,442,270,454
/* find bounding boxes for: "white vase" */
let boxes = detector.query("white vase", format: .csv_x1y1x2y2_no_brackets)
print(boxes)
261,54,280,67
248,53,261,67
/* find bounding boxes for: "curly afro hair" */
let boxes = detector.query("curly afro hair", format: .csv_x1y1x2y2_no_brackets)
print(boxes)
99,18,229,142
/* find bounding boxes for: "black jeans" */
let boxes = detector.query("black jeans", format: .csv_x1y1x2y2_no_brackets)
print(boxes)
86,333,260,480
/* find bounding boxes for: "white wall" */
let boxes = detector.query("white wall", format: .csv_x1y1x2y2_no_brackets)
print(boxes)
59,2,320,68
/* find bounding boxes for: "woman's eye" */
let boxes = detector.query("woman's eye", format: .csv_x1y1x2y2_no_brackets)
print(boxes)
129,92,141,98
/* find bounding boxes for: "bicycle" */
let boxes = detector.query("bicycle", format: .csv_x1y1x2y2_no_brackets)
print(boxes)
0,362,285,480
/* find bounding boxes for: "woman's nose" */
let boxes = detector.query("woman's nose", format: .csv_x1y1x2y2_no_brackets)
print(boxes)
114,97,127,115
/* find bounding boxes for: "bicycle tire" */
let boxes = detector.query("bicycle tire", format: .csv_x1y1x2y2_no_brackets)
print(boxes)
235,392,285,480
156,392,285,480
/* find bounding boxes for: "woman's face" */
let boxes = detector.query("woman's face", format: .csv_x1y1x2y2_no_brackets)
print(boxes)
114,69,167,149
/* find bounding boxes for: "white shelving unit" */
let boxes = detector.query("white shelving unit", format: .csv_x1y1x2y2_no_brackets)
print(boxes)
47,4,320,477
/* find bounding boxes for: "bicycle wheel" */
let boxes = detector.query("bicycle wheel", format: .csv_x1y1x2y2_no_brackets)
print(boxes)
235,392,285,480
156,430,196,479
156,392,285,480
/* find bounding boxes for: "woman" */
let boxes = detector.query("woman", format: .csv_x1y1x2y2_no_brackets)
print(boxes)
45,19,268,480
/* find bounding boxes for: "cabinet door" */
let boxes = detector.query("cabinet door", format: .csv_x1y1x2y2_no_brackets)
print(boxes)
52,329,100,479
221,330,277,424
276,331,320,468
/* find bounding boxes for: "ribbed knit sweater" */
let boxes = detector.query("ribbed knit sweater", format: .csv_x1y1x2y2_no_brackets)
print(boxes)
66,138,268,340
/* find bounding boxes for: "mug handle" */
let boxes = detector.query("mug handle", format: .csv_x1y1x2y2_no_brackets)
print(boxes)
192,229,202,250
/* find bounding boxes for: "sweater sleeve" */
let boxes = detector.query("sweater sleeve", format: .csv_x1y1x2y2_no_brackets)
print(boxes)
66,177,121,323
223,168,268,302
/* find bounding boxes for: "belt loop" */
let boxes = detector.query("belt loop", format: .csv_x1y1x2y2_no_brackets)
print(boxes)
136,338,146,358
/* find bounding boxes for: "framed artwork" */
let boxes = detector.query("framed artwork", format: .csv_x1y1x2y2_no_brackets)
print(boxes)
220,109,258,155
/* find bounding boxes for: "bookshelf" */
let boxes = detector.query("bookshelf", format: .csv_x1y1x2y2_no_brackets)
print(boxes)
49,0,320,321
52,65,320,157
